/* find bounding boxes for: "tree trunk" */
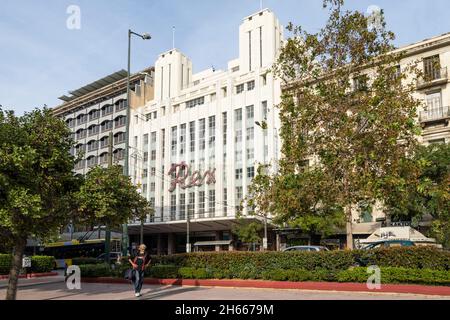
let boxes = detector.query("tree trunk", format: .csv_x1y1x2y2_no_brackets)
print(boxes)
6,237,27,300
346,207,354,250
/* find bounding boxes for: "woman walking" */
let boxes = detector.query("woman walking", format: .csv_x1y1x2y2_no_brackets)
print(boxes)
128,244,151,297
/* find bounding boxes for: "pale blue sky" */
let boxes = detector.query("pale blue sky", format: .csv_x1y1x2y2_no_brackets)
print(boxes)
1,0,450,114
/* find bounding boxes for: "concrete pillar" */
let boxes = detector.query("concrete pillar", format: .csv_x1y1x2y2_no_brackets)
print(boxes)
168,233,176,255
157,234,162,255
276,233,281,251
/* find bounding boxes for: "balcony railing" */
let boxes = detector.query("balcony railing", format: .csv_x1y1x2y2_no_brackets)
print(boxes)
417,67,448,89
420,105,450,123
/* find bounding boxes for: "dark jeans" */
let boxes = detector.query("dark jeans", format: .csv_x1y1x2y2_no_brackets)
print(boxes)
133,270,144,293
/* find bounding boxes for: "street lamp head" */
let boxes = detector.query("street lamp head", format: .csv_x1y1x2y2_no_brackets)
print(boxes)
142,33,151,40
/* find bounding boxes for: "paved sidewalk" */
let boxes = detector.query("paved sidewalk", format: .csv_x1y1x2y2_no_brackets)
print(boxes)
1,281,449,300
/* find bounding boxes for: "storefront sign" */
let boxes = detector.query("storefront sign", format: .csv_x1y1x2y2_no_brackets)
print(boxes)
168,162,216,192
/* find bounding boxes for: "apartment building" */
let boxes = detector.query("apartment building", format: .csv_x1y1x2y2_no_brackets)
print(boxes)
53,68,155,175
128,9,284,254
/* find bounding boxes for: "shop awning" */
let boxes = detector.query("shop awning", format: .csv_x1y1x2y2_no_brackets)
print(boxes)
193,240,232,247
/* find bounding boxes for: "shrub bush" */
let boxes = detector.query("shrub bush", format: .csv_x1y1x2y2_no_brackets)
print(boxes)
79,264,112,278
0,254,11,275
337,267,450,286
150,247,450,272
146,265,179,279
0,255,54,275
30,256,54,273
72,258,101,266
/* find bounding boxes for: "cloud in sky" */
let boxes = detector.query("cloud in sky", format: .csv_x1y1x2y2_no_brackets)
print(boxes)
1,0,450,114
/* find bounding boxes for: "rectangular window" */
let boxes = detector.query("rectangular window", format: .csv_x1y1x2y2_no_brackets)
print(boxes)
246,105,254,119
199,119,206,150
236,186,243,202
262,101,268,119
179,193,186,220
223,188,228,216
180,123,186,155
236,84,245,95
208,116,216,149
143,134,149,146
235,108,242,121
142,169,148,178
247,148,254,160
425,91,443,120
235,168,243,180
151,150,156,161
235,129,242,143
170,195,177,220
171,126,177,157
161,129,165,159
188,192,195,218
186,96,205,108
222,112,227,146
209,190,215,217
150,182,156,192
151,132,157,143
246,127,254,141
247,167,255,179
199,191,205,218
247,81,255,91
424,55,441,80
189,121,195,153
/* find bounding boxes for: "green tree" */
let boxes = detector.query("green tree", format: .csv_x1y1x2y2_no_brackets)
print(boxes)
73,165,153,234
232,221,263,251
248,0,421,249
385,143,450,247
0,108,80,300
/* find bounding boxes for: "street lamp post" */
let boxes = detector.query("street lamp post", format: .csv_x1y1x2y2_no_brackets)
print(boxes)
122,29,151,257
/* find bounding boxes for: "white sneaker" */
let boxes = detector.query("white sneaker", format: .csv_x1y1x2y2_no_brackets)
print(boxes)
135,293,140,297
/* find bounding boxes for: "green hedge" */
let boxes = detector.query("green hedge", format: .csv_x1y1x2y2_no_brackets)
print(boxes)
151,247,450,272
30,256,54,273
79,264,113,277
337,267,450,286
0,254,10,275
79,263,450,286
72,258,101,265
0,254,55,274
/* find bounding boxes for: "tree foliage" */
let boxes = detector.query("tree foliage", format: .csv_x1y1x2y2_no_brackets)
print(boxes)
0,108,79,299
384,143,450,247
246,0,422,248
74,165,153,228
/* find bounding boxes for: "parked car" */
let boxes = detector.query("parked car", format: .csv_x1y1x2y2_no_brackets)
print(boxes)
361,240,415,250
283,246,330,252
96,252,121,263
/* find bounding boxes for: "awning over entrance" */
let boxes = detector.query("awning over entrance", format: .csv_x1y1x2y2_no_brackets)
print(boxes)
127,217,261,235
194,240,232,247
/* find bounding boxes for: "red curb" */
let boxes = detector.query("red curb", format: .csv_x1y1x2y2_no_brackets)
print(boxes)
0,272,58,280
81,278,450,296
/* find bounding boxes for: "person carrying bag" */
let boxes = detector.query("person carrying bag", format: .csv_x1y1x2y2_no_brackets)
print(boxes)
128,244,151,297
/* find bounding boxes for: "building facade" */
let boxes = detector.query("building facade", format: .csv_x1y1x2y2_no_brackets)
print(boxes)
128,9,284,254
53,68,154,175
53,68,155,238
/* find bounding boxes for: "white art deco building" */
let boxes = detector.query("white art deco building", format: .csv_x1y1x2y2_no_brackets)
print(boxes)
128,9,284,254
